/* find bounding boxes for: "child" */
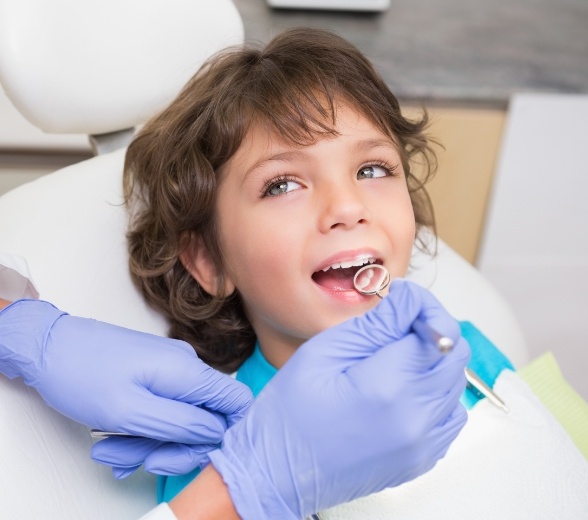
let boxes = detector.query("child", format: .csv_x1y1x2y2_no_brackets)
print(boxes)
124,26,437,374
123,27,587,517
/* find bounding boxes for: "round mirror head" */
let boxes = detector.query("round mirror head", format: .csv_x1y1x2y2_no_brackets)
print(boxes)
353,264,391,298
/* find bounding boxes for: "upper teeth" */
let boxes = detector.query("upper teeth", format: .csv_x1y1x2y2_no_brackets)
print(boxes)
322,256,376,272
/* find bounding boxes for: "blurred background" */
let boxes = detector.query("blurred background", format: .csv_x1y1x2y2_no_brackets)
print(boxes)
1,0,586,396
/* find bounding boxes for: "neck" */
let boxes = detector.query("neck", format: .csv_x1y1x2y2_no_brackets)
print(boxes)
255,333,304,369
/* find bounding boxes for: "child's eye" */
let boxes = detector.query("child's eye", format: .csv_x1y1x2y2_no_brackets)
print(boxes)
357,165,391,180
262,176,303,197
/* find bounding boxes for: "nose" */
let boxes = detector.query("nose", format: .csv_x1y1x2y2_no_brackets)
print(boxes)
316,178,371,233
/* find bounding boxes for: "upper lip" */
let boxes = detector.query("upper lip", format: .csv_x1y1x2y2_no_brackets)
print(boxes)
313,249,383,273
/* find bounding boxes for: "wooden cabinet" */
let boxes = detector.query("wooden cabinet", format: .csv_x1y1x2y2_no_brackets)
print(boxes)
403,105,506,264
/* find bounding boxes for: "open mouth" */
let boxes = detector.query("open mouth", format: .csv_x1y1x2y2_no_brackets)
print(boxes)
312,256,381,292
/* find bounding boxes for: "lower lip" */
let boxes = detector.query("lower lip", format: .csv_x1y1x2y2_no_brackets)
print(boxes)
314,282,372,303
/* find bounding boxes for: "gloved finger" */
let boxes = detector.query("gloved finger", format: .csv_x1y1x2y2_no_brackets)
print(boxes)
105,392,230,444
92,435,217,476
293,279,454,374
112,465,142,479
421,368,468,428
48,320,253,432
419,336,471,395
406,403,468,482
353,278,455,350
412,296,462,349
345,333,468,400
91,436,164,467
427,403,468,463
145,358,253,428
144,442,219,475
396,361,467,443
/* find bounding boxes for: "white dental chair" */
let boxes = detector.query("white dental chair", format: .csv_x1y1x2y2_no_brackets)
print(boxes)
0,1,527,518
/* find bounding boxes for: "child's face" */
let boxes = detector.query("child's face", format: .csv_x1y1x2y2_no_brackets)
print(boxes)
215,104,415,367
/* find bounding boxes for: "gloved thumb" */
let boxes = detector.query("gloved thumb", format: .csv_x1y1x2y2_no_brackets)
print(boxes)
292,279,459,373
352,279,461,350
144,442,219,475
92,435,218,476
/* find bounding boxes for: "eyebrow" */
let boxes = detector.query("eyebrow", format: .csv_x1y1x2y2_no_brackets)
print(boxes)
353,138,398,153
245,150,306,179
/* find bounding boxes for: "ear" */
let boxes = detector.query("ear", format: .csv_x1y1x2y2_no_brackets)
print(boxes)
179,233,235,297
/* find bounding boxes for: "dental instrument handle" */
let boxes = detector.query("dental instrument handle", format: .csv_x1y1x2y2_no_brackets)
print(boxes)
410,320,509,413
465,368,510,413
411,318,455,354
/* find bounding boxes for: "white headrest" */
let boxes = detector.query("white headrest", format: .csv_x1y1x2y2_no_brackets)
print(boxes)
0,0,244,135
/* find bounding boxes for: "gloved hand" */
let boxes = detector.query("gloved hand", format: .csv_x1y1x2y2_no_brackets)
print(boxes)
0,299,253,477
92,436,221,479
207,279,470,520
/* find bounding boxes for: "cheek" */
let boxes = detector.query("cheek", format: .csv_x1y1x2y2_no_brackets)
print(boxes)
217,210,294,290
378,188,416,233
400,197,417,249
405,202,417,239
378,190,416,267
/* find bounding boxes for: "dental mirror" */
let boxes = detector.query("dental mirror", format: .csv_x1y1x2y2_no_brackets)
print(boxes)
353,264,391,298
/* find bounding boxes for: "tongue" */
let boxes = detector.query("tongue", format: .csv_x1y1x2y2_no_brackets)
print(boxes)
312,267,358,291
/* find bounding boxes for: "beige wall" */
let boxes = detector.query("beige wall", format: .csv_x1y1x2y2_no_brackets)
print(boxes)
403,105,506,264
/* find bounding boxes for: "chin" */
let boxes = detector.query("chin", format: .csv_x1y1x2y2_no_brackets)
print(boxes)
322,305,372,331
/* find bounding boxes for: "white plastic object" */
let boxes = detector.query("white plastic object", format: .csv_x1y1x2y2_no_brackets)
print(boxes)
0,0,244,135
267,0,390,11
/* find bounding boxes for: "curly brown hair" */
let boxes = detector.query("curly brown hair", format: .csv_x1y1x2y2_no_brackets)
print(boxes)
123,27,437,373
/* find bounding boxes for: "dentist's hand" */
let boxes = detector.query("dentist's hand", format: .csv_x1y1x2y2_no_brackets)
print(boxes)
207,279,470,520
0,299,253,477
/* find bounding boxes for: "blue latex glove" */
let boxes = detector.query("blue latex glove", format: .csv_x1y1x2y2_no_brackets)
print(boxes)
92,437,221,479
0,299,253,476
207,279,470,520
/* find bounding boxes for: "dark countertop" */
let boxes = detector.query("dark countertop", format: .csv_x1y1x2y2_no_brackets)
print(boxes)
233,0,588,107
